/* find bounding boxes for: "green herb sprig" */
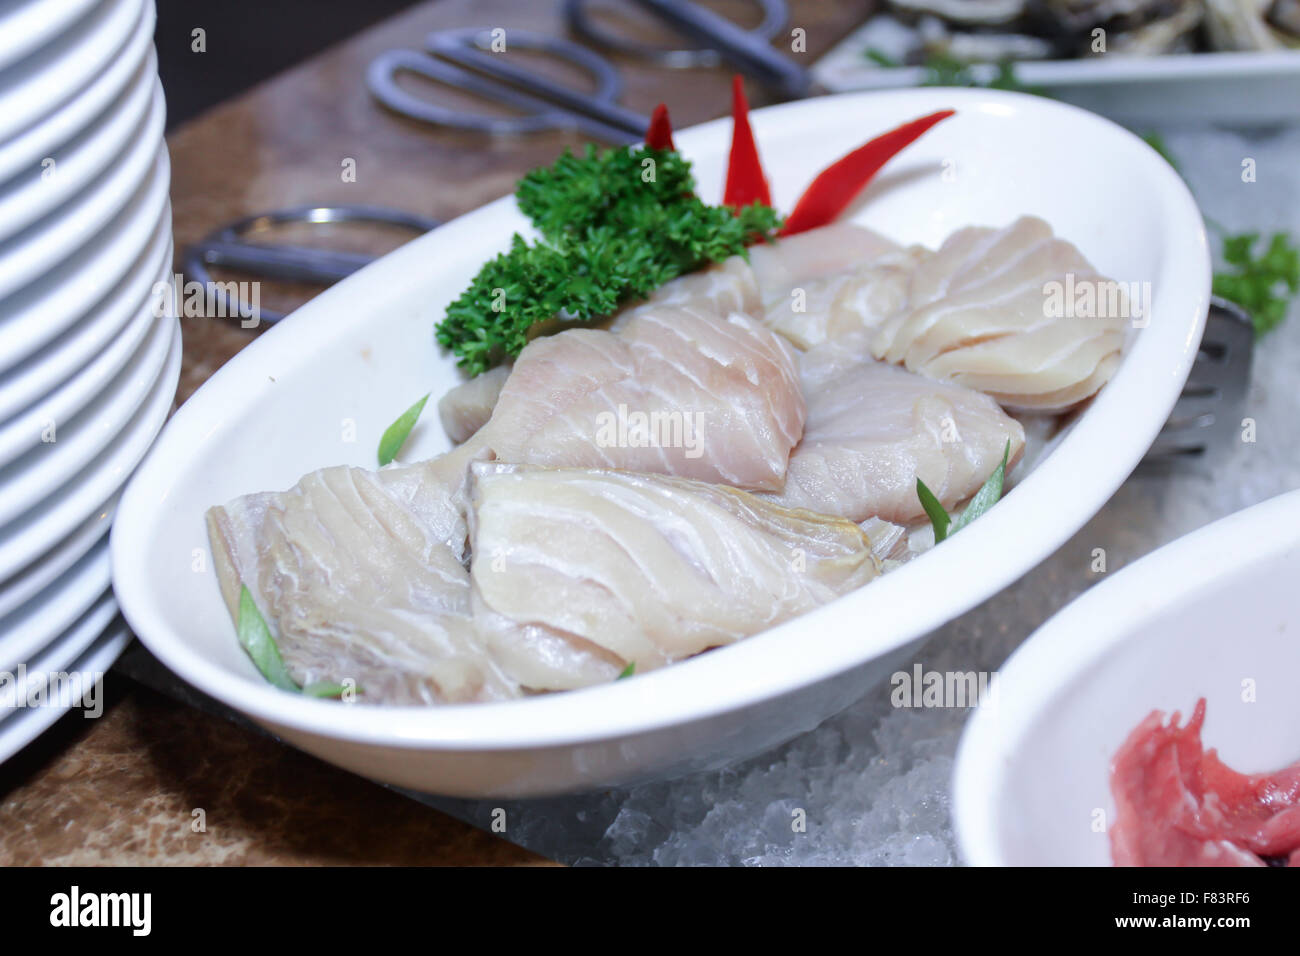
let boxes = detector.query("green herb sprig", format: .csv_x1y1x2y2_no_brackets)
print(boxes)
377,393,429,466
1143,137,1299,337
237,585,359,700
920,56,1046,97
437,145,782,376
917,441,1010,544
1212,232,1300,336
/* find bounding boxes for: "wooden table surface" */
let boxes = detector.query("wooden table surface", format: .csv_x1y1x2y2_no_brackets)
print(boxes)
0,0,871,865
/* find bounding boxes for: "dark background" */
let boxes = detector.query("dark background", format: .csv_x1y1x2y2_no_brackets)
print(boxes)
155,0,423,128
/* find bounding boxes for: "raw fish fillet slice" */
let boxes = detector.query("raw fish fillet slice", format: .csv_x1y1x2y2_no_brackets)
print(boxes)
763,347,1025,524
761,250,927,351
205,440,517,705
626,254,760,320
438,364,510,444
468,463,879,689
873,216,1128,411
746,222,904,306
478,306,805,491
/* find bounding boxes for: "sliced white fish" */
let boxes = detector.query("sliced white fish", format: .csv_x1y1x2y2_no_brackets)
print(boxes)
764,347,1025,524
437,365,510,444
205,440,514,706
627,254,760,319
469,463,880,689
746,222,904,305
872,216,1127,411
760,249,928,351
477,306,805,492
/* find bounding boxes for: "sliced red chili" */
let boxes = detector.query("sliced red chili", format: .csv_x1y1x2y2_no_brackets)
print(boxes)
780,109,956,237
645,103,675,151
723,75,771,210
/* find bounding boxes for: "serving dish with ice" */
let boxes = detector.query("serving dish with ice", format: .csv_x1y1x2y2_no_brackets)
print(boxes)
111,87,1208,796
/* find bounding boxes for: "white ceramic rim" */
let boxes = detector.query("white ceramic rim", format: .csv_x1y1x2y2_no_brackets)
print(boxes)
0,303,175,518
950,488,1300,867
0,171,171,374
0,83,164,300
0,590,119,713
0,8,155,184
0,616,130,763
0,492,116,620
0,256,171,468
112,88,1210,752
0,318,179,579
0,0,141,142
0,64,157,243
0,227,172,420
0,540,110,675
0,0,102,74
816,48,1300,90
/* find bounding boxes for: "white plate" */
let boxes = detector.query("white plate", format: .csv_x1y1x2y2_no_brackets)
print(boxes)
0,63,157,244
0,0,140,142
0,87,163,301
0,319,178,580
0,228,171,421
0,0,101,74
0,591,118,716
0,150,171,373
0,592,119,716
0,615,131,764
112,89,1209,798
953,489,1300,866
814,28,1300,124
0,261,171,476
0,539,109,675
0,10,154,185
0,492,115,619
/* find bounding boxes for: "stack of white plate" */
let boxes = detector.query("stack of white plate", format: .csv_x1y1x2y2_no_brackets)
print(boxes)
0,0,176,761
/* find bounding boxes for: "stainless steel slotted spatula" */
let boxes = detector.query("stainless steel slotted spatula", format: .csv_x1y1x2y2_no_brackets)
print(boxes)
1142,297,1255,465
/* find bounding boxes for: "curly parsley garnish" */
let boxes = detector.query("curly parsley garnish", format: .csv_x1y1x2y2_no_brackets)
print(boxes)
436,144,782,376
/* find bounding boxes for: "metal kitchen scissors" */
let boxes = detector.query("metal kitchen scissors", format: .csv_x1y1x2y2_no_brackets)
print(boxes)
366,3,810,143
563,0,807,96
367,27,651,144
183,204,441,325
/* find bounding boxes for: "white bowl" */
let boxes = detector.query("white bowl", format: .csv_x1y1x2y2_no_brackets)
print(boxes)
0,88,164,301
0,65,157,244
0,319,179,580
0,177,171,374
0,229,171,421
0,0,141,142
0,10,155,185
0,303,174,518
0,615,131,764
112,89,1210,798
953,488,1300,866
0,0,101,75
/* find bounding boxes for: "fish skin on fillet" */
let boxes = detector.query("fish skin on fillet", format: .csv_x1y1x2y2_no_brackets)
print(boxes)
468,463,881,690
205,441,520,705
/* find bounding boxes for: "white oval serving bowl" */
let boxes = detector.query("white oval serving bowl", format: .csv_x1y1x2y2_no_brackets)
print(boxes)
112,88,1209,798
953,488,1300,867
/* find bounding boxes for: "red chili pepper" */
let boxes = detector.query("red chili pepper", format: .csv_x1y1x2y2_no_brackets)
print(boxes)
780,109,956,237
723,76,771,210
645,103,675,151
